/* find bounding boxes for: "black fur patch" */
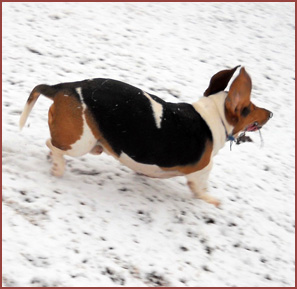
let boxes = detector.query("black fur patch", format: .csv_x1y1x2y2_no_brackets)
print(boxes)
53,79,213,168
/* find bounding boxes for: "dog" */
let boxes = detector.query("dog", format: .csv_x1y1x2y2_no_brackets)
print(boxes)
19,66,272,206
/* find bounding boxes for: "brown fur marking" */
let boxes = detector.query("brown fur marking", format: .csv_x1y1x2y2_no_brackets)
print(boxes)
225,68,271,135
48,93,83,151
204,65,240,97
231,103,272,135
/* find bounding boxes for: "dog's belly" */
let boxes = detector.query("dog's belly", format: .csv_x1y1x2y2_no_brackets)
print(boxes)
116,151,183,179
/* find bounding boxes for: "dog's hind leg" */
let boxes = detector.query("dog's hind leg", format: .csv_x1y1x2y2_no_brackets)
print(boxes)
186,161,220,207
46,139,66,177
46,92,98,176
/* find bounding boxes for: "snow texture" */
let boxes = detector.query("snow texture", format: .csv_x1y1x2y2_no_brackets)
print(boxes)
2,2,295,287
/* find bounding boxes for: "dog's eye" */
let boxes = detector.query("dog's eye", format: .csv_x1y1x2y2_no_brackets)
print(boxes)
241,107,250,117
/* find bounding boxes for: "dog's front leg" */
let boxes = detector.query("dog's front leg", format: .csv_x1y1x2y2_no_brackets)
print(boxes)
186,161,220,207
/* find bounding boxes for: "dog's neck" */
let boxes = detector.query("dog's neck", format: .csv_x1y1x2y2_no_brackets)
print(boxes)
210,93,235,142
193,91,234,155
209,92,234,136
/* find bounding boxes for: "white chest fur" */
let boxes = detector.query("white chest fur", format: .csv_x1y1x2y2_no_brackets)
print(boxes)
192,92,232,156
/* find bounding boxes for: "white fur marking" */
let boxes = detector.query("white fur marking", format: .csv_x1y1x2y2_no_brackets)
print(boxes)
192,92,233,155
19,97,39,130
143,91,163,129
186,161,220,207
76,87,87,110
46,139,66,177
68,112,97,157
20,102,33,130
118,152,181,178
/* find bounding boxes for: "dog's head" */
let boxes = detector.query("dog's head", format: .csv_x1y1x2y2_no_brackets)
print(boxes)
204,66,273,137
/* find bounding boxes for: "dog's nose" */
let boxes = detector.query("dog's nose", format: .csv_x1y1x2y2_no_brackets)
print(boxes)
269,111,273,118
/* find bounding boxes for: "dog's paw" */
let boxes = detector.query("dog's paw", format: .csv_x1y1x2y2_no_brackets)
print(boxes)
205,196,221,208
51,160,65,177
194,193,221,207
51,165,65,177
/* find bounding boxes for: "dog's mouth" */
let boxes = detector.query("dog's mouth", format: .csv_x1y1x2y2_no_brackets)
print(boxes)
245,122,262,132
234,122,264,147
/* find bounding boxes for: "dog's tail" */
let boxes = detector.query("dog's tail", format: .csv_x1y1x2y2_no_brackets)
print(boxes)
19,84,58,130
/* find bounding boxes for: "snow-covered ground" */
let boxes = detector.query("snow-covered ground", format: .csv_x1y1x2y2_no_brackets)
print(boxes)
2,2,295,287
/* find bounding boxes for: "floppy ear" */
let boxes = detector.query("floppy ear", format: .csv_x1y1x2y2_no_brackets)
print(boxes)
225,67,252,115
204,65,240,96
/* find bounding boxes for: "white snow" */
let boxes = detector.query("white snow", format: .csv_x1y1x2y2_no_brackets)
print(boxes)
2,2,295,287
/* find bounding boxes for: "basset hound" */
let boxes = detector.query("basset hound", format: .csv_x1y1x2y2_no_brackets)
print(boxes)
20,66,272,206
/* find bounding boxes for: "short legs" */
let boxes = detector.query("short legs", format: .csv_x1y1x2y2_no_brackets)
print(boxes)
186,161,220,207
46,139,66,177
